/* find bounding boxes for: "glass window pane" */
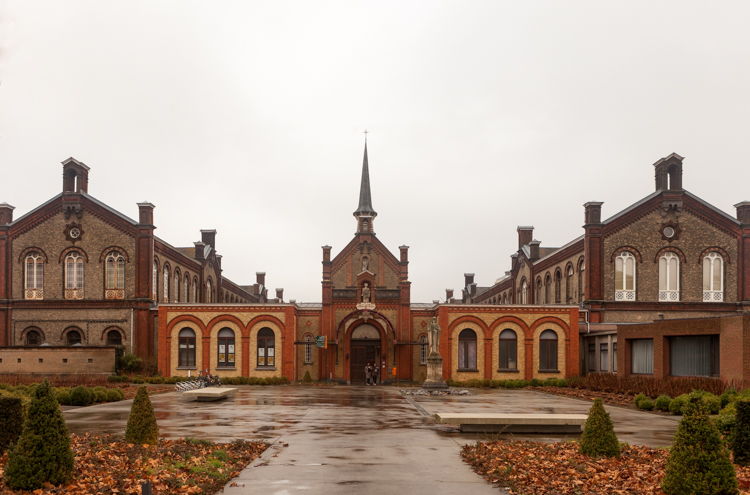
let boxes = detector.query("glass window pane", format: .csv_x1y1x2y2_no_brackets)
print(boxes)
703,258,711,290
659,258,667,290
625,257,634,290
713,258,722,290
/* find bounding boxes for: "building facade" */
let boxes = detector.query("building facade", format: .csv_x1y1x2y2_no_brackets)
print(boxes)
157,144,580,383
462,153,750,380
0,158,268,371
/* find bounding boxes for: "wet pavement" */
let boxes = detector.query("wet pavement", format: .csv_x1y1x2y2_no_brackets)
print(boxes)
63,386,680,494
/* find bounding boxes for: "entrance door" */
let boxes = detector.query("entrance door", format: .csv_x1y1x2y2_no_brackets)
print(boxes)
350,340,380,383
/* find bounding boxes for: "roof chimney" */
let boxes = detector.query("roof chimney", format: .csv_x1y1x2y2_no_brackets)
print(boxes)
322,245,332,263
529,240,540,261
517,226,533,249
256,272,266,287
584,202,603,225
137,202,155,225
0,203,15,225
446,289,454,302
275,288,284,302
201,229,216,249
464,273,475,287
399,245,409,263
194,241,205,261
736,202,750,226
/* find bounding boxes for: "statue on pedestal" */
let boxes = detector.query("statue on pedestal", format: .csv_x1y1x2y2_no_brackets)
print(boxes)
422,316,448,390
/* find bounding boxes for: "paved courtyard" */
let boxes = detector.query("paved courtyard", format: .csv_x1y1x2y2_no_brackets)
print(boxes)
63,386,680,494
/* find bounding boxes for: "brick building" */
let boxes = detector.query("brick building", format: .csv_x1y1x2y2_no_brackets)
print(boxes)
0,158,268,372
158,143,580,383
462,153,750,381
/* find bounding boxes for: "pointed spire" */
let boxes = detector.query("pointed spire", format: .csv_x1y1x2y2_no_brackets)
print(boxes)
354,140,376,216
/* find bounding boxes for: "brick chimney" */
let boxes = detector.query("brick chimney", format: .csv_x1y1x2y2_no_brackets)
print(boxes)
322,245,332,262
464,273,475,287
194,241,205,261
137,202,155,225
0,203,15,225
399,245,409,263
517,226,533,248
736,202,750,226
275,288,284,302
529,240,540,261
201,229,216,250
446,288,454,302
584,202,603,226
256,272,266,287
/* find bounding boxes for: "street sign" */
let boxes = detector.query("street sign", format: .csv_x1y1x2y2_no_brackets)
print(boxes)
315,336,327,349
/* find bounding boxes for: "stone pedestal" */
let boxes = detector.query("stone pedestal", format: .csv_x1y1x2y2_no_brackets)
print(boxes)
422,352,448,390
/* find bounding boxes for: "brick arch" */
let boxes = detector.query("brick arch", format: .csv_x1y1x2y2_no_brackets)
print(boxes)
21,326,45,344
166,314,207,335
488,316,531,339
577,256,585,270
61,326,85,344
17,246,49,263
698,246,731,265
58,246,89,263
447,315,490,339
529,316,571,334
206,314,246,335
653,246,687,264
245,314,286,338
335,309,397,341
564,261,574,274
98,246,130,263
100,326,126,342
610,246,643,263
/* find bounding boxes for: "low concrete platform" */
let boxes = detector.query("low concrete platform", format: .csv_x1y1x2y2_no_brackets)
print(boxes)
435,412,587,433
183,387,237,401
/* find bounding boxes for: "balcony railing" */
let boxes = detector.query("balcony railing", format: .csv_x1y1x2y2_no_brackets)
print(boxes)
24,288,43,300
703,290,724,302
659,290,680,302
615,290,635,301
64,289,84,300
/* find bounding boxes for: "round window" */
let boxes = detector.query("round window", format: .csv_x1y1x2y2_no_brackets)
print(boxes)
663,226,675,238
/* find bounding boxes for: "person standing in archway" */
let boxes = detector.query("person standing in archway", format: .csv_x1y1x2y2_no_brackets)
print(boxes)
372,361,379,385
365,362,372,385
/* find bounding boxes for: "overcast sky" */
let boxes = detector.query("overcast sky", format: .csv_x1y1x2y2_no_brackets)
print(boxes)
1,1,749,302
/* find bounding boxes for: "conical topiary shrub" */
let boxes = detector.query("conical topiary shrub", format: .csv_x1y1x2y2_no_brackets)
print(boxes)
579,398,620,457
125,386,158,444
4,380,74,490
662,398,738,495
732,400,750,466
0,393,24,455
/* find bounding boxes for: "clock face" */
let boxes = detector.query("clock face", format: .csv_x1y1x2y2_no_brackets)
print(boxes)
662,226,675,239
69,227,81,239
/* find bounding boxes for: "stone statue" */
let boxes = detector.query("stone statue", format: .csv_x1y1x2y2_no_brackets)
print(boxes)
361,282,371,303
427,317,440,355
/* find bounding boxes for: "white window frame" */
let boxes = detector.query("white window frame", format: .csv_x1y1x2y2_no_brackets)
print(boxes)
64,252,84,290
703,252,724,302
614,252,636,301
24,253,44,299
658,252,680,302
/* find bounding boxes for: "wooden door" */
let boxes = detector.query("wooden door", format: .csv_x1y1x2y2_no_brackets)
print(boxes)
350,340,380,383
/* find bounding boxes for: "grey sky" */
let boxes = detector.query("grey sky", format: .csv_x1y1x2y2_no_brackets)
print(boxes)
1,1,749,302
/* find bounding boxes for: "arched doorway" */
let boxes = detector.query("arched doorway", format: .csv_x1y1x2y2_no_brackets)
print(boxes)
349,324,381,384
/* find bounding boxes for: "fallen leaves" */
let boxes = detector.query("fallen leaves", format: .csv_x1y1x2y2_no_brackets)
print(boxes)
462,440,750,494
0,433,267,494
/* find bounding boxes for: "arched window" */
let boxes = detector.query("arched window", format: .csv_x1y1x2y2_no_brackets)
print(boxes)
577,258,585,302
25,329,42,346
174,270,180,302
178,328,196,367
105,251,125,299
614,251,636,300
162,265,170,303
536,278,543,304
64,252,84,299
419,334,428,365
703,252,724,302
565,266,574,303
554,270,562,303
539,330,558,371
257,328,275,367
658,252,680,301
106,329,123,346
152,260,158,300
66,329,82,346
520,278,528,305
217,328,235,367
193,276,199,302
458,329,477,370
206,279,213,303
183,274,190,303
24,252,44,300
304,334,314,365
544,274,551,304
499,329,517,371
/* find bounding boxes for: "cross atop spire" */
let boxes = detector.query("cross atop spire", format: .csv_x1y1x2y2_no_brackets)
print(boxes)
353,138,377,233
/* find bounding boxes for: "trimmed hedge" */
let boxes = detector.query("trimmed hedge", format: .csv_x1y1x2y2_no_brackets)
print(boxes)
733,401,750,466
70,386,95,406
125,386,158,445
445,378,569,389
662,398,738,495
580,398,620,458
4,381,74,490
655,395,672,412
220,376,290,386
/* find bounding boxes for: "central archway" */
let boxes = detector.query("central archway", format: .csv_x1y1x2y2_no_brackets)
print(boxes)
349,324,381,384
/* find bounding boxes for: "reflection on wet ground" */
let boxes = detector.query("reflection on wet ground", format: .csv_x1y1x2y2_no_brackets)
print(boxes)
63,386,679,494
